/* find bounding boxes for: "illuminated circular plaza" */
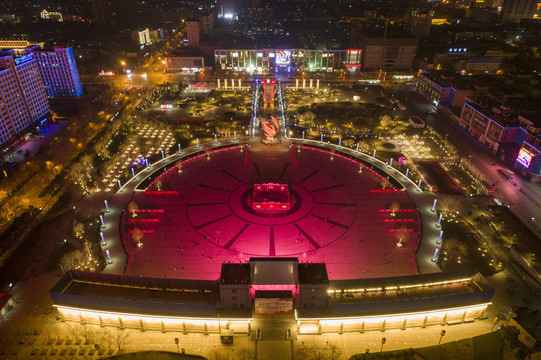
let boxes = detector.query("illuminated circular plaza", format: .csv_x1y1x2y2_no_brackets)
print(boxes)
120,140,420,280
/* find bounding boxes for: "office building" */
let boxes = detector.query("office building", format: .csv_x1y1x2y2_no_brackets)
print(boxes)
91,0,110,27
28,46,84,98
407,9,434,39
502,0,537,22
0,53,50,145
350,29,418,71
186,21,202,46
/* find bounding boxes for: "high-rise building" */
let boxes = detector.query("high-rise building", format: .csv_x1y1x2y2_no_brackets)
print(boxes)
0,40,44,56
407,9,434,39
91,0,110,27
201,14,214,36
0,53,50,145
502,0,537,22
27,46,84,98
350,29,418,71
186,21,202,46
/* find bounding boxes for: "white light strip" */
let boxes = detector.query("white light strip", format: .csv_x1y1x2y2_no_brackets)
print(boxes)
327,278,473,293
54,305,252,323
295,303,491,321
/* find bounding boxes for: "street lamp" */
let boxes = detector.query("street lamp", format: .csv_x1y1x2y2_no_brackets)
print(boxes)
439,330,446,344
380,337,386,352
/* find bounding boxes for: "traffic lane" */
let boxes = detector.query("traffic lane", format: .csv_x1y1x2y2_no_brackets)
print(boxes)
407,94,541,230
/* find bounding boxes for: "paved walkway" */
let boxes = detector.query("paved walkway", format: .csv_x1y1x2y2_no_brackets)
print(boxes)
294,138,441,274
100,138,248,274
99,137,442,277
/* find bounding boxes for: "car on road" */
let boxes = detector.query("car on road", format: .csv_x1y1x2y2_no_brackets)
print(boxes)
497,169,513,180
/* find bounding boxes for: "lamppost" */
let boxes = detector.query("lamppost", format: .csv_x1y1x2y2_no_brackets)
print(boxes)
491,318,499,332
439,330,446,344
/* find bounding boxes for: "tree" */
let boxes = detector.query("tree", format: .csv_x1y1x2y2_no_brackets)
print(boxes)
80,154,94,172
79,324,95,345
296,343,344,360
442,237,468,261
60,250,88,273
358,141,370,153
379,178,391,189
137,136,149,157
175,160,183,173
132,228,143,247
394,226,410,247
94,140,110,160
342,138,355,147
69,163,90,193
73,221,85,239
304,111,316,126
128,201,139,217
436,195,462,219
389,201,400,217
380,114,391,127
111,328,130,352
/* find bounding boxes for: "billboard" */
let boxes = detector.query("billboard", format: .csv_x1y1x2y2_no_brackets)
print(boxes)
255,298,293,315
275,50,291,66
517,148,533,168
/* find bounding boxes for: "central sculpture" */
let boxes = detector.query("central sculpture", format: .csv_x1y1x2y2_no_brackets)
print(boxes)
252,183,290,211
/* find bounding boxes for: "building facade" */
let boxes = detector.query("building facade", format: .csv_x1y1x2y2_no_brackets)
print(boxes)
186,21,202,47
502,0,537,22
407,9,434,39
0,40,44,56
0,53,50,145
28,46,84,98
350,30,418,71
165,56,205,72
214,49,362,73
50,261,494,334
459,100,541,180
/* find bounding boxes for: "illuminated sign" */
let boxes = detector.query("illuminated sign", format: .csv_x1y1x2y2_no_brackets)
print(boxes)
517,148,533,168
98,70,114,76
255,298,293,315
275,50,291,65
14,53,34,65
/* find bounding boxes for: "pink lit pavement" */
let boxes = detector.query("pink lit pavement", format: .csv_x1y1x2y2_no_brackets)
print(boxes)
100,137,442,280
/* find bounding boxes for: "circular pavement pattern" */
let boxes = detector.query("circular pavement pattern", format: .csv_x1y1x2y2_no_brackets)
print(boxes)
122,142,419,280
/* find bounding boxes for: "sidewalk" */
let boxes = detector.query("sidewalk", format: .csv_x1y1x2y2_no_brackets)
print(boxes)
294,138,442,274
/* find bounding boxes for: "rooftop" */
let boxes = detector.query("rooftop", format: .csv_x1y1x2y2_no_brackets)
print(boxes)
298,263,329,285
53,270,220,305
220,263,250,285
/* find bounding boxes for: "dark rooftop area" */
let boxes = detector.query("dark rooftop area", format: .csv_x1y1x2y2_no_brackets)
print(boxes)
220,263,250,284
298,263,328,285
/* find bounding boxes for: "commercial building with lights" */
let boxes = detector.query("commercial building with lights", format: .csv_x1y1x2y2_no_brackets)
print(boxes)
0,53,50,145
0,40,44,56
50,259,493,334
27,46,84,98
214,49,362,73
459,100,541,181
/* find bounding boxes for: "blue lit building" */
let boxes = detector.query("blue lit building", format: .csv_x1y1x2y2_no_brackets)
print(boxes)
29,46,83,98
0,53,50,145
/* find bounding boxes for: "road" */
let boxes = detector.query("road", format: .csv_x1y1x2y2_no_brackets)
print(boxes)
404,92,541,239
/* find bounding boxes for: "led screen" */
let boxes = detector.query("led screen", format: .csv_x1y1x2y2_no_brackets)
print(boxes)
275,50,291,65
517,148,532,168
